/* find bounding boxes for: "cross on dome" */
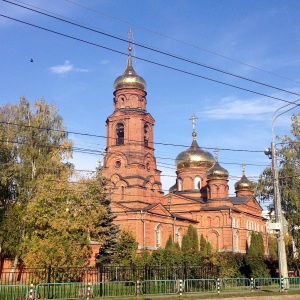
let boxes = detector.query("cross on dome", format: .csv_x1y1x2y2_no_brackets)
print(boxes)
128,28,133,54
189,114,198,139
242,163,245,175
214,148,219,161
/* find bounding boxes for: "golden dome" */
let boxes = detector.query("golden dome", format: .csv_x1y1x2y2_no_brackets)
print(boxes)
207,161,229,179
114,55,146,91
235,173,253,191
175,132,215,170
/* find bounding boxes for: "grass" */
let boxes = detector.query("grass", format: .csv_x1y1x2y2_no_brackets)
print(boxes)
89,289,300,300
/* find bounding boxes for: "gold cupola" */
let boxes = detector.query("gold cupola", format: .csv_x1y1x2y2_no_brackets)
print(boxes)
235,165,254,196
114,30,146,91
206,150,229,179
114,55,146,91
176,132,215,171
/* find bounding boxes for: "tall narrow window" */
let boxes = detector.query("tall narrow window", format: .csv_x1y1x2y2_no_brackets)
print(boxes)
155,224,161,248
178,178,183,191
194,176,201,189
116,123,124,145
176,228,182,247
144,124,149,147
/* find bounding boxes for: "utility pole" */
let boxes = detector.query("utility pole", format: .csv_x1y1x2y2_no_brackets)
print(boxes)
270,142,288,282
264,101,300,289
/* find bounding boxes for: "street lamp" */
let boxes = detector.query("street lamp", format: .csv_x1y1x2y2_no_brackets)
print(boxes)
264,100,300,289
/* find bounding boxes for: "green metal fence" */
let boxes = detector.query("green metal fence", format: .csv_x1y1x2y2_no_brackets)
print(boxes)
92,281,136,297
4,276,300,299
184,278,217,293
142,279,179,295
0,284,28,300
35,282,86,299
221,278,251,291
285,277,300,290
254,277,281,290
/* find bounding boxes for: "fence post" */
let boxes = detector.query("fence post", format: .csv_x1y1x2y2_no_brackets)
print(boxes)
280,276,284,292
251,278,254,291
28,283,34,300
217,278,220,295
86,282,91,300
179,279,183,296
136,280,140,296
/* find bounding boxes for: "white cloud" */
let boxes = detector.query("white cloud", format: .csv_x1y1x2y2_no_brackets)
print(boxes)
50,60,90,74
203,97,275,120
50,60,74,74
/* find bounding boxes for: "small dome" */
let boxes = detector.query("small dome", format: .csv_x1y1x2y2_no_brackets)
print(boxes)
175,132,215,171
235,174,253,191
207,161,229,179
169,183,177,193
114,55,146,91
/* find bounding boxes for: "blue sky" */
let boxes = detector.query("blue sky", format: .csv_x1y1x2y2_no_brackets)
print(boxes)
1,0,300,197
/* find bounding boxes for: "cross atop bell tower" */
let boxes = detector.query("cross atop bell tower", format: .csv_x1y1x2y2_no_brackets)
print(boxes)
128,28,133,54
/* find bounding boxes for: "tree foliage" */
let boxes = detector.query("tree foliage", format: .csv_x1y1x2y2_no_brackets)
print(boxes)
0,98,111,269
255,113,300,254
114,229,137,265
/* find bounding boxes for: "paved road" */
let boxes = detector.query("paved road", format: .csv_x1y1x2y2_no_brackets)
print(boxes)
215,295,300,299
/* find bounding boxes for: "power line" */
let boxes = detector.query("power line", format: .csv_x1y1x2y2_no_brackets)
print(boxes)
1,13,300,108
0,121,264,153
3,0,300,99
62,0,300,85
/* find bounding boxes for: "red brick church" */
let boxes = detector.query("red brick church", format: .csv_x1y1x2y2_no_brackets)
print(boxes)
101,44,267,254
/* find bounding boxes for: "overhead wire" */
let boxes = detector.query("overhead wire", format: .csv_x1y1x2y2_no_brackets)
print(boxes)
62,0,300,85
0,121,264,153
3,0,300,99
0,2,281,186
1,13,300,108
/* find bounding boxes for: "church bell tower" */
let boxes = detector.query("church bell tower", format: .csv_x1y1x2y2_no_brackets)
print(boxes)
102,30,163,208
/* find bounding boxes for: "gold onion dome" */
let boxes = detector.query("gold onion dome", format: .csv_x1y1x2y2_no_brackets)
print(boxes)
235,172,253,191
114,55,146,91
206,161,229,179
175,132,215,170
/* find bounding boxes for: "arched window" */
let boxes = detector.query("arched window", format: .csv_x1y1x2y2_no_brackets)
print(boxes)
178,178,183,191
144,124,149,147
116,123,124,145
155,224,162,248
176,228,182,247
194,176,201,189
235,230,239,251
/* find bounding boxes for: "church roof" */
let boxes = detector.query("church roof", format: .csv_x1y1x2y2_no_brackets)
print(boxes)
171,213,198,223
201,205,241,212
229,196,251,205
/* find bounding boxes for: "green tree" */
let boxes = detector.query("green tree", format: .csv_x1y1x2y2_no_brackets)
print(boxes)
246,231,268,278
187,225,199,251
96,173,119,264
165,234,173,250
20,172,109,269
114,229,138,265
181,234,191,252
256,113,300,253
268,234,278,259
0,98,72,273
0,98,111,274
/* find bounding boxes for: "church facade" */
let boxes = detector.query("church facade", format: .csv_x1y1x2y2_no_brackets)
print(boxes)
101,46,267,254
